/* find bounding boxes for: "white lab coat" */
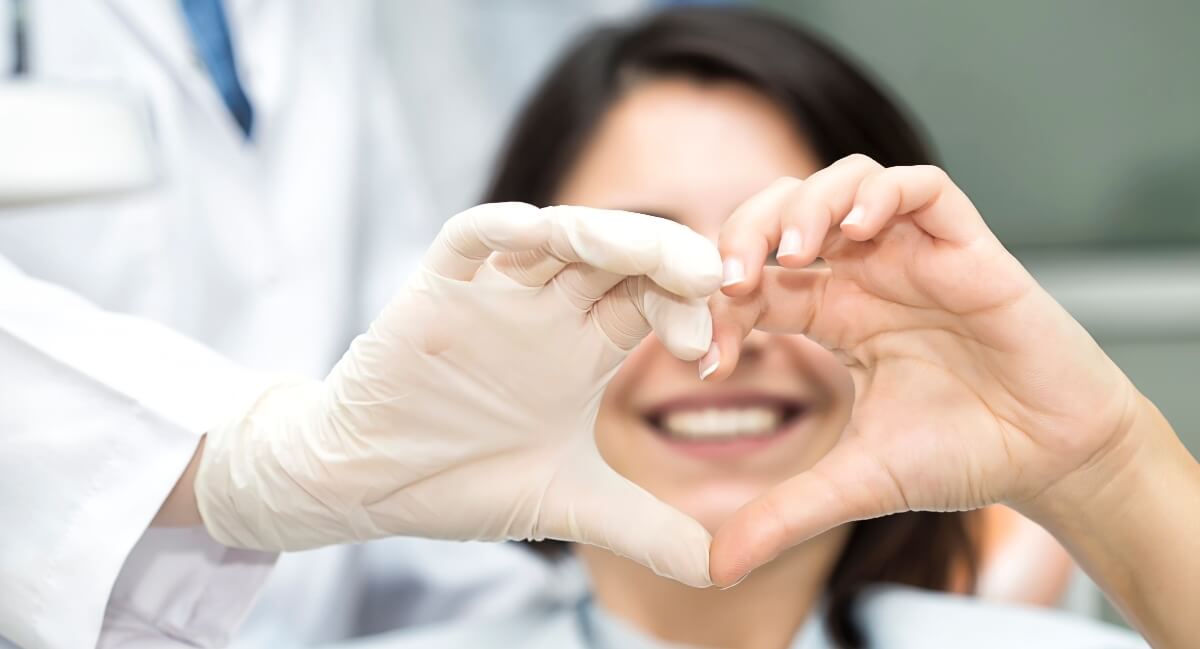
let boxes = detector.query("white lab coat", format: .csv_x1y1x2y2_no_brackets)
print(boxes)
0,2,550,648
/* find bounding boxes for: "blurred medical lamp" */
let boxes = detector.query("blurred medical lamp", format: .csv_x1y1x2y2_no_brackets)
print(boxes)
0,0,157,205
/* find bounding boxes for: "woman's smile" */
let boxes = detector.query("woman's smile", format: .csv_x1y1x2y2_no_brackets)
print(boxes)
641,390,809,459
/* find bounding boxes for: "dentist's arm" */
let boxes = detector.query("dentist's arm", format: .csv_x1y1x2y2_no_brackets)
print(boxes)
0,257,276,649
153,437,206,526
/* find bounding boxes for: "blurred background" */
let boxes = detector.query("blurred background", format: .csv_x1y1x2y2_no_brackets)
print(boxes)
377,0,1199,627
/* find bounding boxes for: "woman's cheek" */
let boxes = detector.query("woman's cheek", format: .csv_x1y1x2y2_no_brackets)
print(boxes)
593,336,669,474
676,482,774,532
605,335,665,400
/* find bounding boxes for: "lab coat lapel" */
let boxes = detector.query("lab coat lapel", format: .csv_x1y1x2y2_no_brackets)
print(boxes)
103,0,257,148
102,0,218,109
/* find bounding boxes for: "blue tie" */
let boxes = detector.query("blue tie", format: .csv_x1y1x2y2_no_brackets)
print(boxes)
180,0,254,139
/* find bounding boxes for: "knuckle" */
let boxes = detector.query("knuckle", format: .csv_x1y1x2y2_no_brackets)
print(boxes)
915,164,951,184
839,153,879,169
718,218,750,246
770,175,804,191
796,186,837,222
860,169,896,198
752,493,793,552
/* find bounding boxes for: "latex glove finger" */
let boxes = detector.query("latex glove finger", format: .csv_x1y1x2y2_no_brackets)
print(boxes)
543,206,722,298
476,205,721,295
553,263,625,309
590,276,712,360
542,448,712,588
709,435,904,587
489,248,573,288
423,202,550,281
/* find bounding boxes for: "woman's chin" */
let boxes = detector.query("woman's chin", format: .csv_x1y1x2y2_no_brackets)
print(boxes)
667,482,771,533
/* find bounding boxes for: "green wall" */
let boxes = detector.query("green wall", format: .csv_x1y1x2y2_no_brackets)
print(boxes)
762,0,1200,248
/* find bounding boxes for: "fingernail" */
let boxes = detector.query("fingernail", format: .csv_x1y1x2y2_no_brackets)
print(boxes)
719,571,751,591
698,342,720,380
777,228,802,258
842,206,865,227
721,258,745,287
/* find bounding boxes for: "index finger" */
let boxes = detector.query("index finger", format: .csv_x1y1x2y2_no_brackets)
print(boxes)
544,205,723,298
715,177,804,297
703,266,830,381
423,202,551,281
424,204,723,299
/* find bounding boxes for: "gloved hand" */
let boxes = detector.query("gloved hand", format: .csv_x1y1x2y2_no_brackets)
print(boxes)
196,202,721,587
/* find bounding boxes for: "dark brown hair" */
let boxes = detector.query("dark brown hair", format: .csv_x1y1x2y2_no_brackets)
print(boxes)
482,6,977,648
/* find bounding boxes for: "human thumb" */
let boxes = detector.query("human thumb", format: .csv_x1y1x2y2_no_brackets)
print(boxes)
709,440,903,586
539,447,713,588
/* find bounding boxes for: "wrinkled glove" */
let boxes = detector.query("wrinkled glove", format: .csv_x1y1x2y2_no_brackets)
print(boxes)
196,203,721,587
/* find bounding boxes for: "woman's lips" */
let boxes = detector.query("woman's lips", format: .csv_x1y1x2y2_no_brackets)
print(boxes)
641,392,807,459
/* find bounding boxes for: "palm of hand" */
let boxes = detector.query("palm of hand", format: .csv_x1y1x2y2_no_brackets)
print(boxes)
803,217,1134,516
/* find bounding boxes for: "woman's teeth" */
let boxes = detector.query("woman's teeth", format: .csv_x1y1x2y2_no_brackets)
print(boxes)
660,407,783,440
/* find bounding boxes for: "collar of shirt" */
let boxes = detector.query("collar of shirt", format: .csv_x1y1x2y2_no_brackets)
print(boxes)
578,595,828,649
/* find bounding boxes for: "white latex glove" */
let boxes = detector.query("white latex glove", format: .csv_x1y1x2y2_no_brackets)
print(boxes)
196,203,721,587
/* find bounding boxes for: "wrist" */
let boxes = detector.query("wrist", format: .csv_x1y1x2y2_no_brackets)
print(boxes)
1019,393,1200,643
151,435,206,526
1019,388,1149,529
195,377,337,549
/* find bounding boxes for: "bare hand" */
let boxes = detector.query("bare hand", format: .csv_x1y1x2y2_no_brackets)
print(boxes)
704,155,1142,586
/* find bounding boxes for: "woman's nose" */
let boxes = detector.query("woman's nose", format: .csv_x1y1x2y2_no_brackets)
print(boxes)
736,329,771,366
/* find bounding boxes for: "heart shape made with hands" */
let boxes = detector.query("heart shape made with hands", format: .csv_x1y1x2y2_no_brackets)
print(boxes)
197,182,1139,592
697,155,1140,586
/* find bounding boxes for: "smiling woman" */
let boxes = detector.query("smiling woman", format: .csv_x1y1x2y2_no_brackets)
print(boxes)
482,8,985,649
